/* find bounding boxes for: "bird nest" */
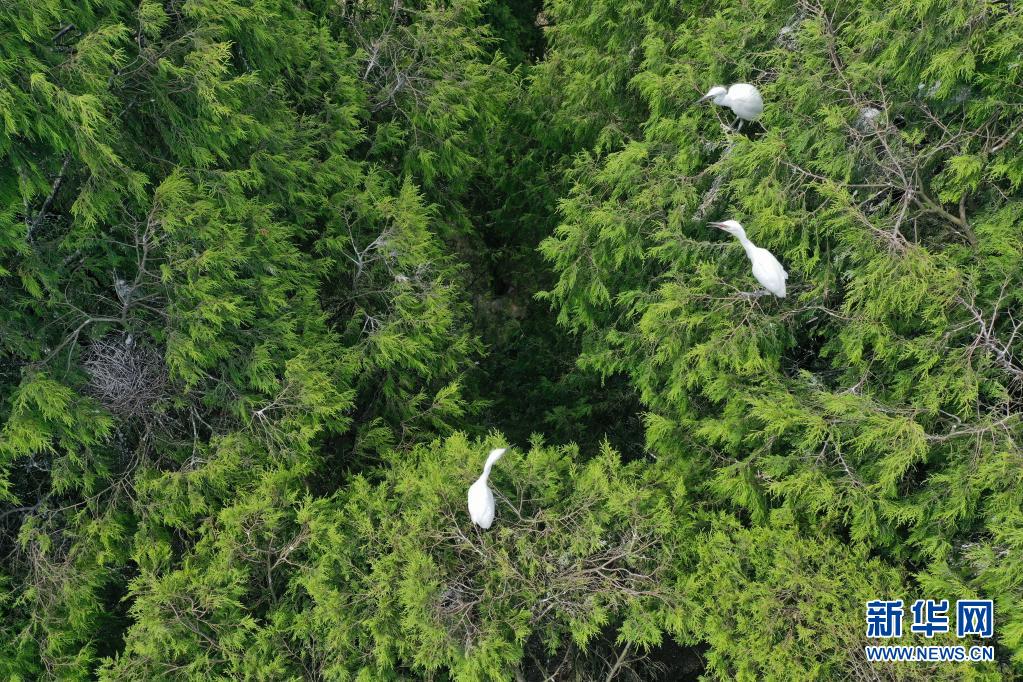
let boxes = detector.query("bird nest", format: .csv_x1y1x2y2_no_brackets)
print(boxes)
83,333,167,420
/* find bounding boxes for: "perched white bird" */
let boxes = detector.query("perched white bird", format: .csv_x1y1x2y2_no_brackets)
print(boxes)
710,220,788,298
697,83,764,130
855,106,882,132
467,448,506,529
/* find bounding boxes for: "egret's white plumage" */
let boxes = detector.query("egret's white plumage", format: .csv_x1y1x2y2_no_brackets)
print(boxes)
467,448,506,529
855,106,882,132
697,83,764,127
710,220,788,298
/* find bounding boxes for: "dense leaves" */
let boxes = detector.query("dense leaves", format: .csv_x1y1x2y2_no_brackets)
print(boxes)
0,0,1021,679
539,0,1023,676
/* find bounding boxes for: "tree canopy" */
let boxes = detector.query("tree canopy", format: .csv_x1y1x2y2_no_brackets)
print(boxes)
0,0,1020,679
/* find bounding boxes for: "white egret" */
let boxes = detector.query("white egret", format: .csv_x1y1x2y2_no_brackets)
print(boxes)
697,83,764,131
710,220,788,298
467,448,506,529
855,106,882,132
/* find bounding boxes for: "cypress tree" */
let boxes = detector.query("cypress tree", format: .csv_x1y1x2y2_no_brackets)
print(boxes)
0,0,1020,679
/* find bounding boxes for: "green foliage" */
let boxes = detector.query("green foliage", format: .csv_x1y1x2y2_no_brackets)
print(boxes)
682,510,998,680
1,0,1022,678
1,0,498,677
298,434,692,680
539,0,1023,675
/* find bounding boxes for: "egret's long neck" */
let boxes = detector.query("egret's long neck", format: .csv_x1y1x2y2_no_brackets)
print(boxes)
480,449,505,480
734,233,757,256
